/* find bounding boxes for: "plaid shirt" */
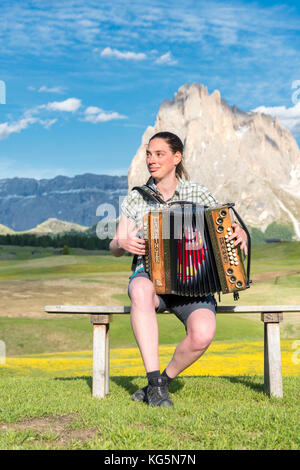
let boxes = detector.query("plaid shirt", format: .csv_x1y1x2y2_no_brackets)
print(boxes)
121,177,218,273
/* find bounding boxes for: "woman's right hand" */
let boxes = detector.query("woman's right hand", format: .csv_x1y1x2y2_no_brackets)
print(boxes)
118,224,146,255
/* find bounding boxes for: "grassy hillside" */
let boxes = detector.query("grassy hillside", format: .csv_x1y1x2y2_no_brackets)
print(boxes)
1,240,299,277
0,314,265,356
0,241,299,355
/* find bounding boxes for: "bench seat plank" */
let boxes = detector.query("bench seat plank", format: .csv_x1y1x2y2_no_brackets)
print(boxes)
45,305,300,314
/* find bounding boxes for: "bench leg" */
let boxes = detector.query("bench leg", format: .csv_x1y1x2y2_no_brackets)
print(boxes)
90,315,111,398
261,313,283,398
105,323,110,395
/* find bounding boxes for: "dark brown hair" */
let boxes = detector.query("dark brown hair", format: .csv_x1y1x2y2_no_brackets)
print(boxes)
148,131,189,180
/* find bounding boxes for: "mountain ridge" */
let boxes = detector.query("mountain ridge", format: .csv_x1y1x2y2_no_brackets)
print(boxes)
0,173,127,231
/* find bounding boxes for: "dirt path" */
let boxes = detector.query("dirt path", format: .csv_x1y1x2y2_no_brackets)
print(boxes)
0,413,98,448
251,270,300,282
1,274,129,318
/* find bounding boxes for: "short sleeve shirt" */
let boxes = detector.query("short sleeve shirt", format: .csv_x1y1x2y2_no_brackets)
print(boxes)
121,177,218,273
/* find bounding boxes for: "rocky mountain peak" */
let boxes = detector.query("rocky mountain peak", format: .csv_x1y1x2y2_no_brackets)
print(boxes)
128,83,300,239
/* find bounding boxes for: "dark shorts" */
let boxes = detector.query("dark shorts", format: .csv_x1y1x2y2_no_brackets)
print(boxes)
128,269,217,327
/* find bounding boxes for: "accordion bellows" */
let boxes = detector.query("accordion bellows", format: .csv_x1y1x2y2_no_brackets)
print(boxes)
143,203,250,297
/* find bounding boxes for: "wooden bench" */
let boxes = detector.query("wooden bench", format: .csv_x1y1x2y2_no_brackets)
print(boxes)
44,304,300,399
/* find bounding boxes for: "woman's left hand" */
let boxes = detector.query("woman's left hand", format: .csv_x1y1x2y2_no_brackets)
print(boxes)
229,223,248,256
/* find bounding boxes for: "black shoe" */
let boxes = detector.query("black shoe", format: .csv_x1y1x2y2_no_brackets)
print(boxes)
131,385,148,402
146,376,174,408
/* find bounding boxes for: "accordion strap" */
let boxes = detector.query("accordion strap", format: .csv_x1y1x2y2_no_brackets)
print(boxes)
132,185,194,207
131,185,167,205
230,204,252,289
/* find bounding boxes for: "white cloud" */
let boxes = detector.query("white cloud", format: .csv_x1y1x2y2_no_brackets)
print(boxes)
155,52,178,66
100,47,147,61
45,97,82,113
23,105,45,118
38,85,65,94
39,118,58,130
83,106,127,123
252,102,300,137
0,117,37,140
1,1,300,64
85,106,102,115
100,46,177,66
0,96,126,142
24,98,82,118
0,115,59,141
78,19,99,28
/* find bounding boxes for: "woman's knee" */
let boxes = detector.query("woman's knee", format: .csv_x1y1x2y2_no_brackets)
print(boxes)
186,309,216,351
129,277,156,306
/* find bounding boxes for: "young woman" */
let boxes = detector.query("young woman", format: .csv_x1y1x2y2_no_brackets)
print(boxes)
110,132,247,408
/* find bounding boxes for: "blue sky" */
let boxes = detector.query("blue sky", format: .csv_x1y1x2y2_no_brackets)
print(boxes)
0,0,300,180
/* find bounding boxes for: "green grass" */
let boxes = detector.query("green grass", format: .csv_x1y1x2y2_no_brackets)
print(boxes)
0,242,299,450
250,241,300,273
1,241,299,280
0,245,114,260
0,314,263,356
0,375,299,450
0,253,132,280
275,273,300,288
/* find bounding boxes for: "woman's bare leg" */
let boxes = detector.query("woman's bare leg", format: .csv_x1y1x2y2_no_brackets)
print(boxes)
164,308,216,378
129,277,161,373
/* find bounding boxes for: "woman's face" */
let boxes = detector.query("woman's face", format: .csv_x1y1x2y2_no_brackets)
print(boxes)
146,138,181,181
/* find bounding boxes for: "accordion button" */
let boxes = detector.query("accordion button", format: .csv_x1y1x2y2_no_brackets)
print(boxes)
235,261,239,266
230,261,234,265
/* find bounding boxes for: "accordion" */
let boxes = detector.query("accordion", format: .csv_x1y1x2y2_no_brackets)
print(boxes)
143,202,251,298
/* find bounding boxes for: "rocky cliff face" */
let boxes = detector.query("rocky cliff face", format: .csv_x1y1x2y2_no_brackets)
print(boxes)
0,173,127,231
128,83,300,239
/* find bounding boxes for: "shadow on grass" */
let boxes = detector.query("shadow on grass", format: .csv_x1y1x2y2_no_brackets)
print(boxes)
55,375,266,400
55,375,184,397
55,376,93,392
221,376,265,394
180,375,264,394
